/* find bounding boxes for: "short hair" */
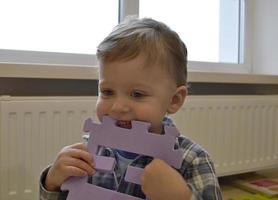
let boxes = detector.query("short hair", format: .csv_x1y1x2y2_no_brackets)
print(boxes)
97,17,188,86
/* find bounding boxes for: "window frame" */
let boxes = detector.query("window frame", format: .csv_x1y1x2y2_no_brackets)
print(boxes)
0,0,252,79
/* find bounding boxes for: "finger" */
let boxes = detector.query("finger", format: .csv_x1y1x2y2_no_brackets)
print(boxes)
69,142,88,151
141,180,150,198
140,171,148,193
62,148,94,167
143,162,153,176
64,157,95,175
64,166,89,177
69,143,95,166
141,177,146,193
63,143,90,155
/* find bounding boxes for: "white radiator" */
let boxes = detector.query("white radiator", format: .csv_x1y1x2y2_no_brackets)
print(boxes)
172,95,278,176
0,95,278,200
0,96,97,200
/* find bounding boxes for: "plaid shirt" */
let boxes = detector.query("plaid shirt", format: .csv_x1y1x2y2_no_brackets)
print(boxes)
40,117,223,200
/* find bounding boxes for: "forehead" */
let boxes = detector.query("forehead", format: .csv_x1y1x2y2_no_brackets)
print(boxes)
99,53,171,75
98,55,175,87
100,57,168,79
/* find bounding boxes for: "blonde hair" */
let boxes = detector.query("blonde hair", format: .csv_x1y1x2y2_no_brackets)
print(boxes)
97,17,187,86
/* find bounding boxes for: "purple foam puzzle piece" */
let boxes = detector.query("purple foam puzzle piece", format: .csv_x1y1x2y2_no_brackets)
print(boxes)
61,116,183,200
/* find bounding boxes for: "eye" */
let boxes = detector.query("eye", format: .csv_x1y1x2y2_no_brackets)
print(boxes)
100,89,114,97
131,90,146,98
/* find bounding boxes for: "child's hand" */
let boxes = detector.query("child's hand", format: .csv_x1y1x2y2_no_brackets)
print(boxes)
141,159,191,200
45,143,95,191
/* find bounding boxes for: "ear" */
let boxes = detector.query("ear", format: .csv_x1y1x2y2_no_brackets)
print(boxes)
167,85,187,114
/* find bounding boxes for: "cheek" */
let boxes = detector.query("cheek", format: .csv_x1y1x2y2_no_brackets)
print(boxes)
96,99,106,119
137,105,165,123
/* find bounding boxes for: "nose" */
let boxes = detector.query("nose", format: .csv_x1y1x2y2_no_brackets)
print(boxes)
110,97,131,115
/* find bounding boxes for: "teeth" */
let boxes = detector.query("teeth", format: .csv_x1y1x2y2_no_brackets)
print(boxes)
117,120,132,129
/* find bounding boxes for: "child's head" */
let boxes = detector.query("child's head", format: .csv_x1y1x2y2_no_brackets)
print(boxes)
97,17,188,86
96,17,188,134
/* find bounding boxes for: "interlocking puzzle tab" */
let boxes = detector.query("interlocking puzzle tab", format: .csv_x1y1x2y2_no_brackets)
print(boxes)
61,116,184,200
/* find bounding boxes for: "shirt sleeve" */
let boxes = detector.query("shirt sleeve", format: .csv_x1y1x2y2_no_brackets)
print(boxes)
39,166,68,200
186,154,223,200
178,135,223,200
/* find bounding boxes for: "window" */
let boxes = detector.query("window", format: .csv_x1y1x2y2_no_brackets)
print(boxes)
139,0,249,73
0,0,118,66
123,0,250,73
140,0,241,64
0,0,250,78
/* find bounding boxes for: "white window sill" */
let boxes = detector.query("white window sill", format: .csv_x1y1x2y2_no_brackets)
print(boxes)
1,63,278,84
188,71,278,84
0,63,99,80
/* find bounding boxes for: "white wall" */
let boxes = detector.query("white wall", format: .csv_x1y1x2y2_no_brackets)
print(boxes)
252,0,278,75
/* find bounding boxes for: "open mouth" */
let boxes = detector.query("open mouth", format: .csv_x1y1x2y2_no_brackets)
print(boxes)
116,120,132,129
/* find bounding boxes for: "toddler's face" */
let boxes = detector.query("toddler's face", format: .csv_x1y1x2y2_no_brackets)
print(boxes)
96,54,178,134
